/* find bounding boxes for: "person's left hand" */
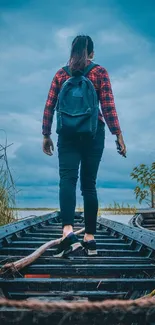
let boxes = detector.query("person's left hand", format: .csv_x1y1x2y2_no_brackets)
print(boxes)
43,136,54,156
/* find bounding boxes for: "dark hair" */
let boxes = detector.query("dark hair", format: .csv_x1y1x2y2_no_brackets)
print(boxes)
69,35,94,76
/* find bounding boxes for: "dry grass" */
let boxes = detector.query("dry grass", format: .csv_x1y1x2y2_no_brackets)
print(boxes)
0,135,17,226
13,207,59,211
98,202,137,215
14,203,137,216
76,202,137,215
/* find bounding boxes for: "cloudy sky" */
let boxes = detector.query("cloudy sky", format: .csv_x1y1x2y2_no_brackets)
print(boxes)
0,0,154,208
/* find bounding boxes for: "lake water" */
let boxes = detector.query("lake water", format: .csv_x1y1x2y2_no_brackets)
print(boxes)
100,214,132,224
16,210,133,225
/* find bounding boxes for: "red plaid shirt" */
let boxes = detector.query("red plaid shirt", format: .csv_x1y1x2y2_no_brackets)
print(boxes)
42,62,121,135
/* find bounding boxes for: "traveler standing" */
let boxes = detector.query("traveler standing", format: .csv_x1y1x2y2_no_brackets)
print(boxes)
42,35,126,257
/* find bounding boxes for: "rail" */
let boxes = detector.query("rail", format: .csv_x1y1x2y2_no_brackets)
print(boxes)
0,211,155,324
129,208,155,232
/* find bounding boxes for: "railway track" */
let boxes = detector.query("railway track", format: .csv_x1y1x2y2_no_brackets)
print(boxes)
0,211,155,324
129,208,155,231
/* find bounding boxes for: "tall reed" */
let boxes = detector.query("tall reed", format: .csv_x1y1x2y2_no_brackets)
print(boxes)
0,135,17,226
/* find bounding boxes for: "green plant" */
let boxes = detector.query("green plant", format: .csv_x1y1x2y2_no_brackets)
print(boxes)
0,134,17,226
131,162,155,208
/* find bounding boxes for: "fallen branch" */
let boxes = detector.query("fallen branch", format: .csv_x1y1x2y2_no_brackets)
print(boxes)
0,296,155,312
0,227,85,276
1,297,155,325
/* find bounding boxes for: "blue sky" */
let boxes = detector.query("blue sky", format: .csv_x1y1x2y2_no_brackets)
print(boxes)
0,0,154,208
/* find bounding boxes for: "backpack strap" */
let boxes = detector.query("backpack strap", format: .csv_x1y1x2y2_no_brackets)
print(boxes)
63,62,99,77
83,62,99,76
62,66,72,76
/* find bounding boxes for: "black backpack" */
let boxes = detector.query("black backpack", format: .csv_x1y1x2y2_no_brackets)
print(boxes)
55,62,99,137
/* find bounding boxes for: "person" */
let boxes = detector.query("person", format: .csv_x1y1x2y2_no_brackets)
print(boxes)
42,35,126,257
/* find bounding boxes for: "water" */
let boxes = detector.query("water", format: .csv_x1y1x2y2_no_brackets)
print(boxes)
100,214,132,224
16,210,55,219
17,210,133,225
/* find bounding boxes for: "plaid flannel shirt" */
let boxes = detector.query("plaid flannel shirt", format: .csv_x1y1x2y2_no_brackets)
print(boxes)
42,63,121,136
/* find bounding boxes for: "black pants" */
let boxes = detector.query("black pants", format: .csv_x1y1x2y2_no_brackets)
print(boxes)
57,120,105,234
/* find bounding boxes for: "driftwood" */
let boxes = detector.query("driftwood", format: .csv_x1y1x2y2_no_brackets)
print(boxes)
0,227,85,276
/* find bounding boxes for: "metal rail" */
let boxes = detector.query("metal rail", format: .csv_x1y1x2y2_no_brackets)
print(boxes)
129,208,155,232
0,211,155,324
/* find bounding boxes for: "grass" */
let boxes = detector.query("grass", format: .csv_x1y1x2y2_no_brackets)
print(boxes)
0,184,16,226
76,203,137,215
14,202,137,215
98,202,137,215
13,207,58,211
0,138,17,226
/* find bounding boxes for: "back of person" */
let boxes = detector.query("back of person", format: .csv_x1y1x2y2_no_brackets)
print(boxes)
42,35,126,258
53,61,109,107
55,61,101,138
54,62,108,137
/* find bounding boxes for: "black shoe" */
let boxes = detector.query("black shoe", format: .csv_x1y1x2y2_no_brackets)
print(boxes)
53,233,82,258
82,240,98,256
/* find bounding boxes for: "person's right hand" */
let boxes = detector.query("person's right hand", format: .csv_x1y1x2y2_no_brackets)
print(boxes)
43,136,54,156
116,133,127,157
